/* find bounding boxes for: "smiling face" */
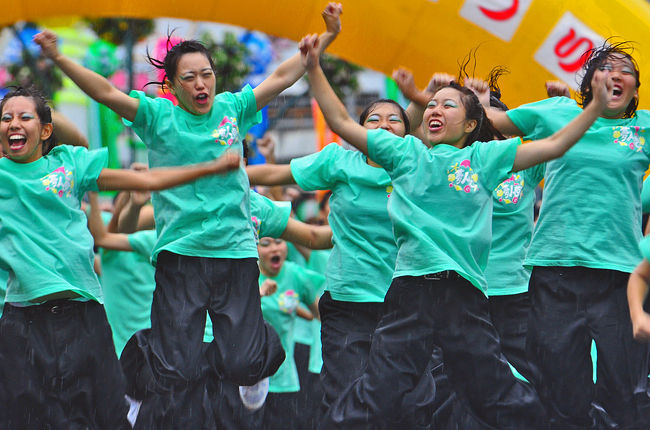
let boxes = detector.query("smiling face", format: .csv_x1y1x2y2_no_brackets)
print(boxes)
422,87,477,149
362,102,407,137
599,54,639,119
257,237,288,277
0,96,52,163
167,52,216,116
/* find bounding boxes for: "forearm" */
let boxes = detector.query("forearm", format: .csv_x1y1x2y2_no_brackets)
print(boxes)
117,200,145,233
87,192,108,243
52,111,88,148
296,306,314,321
628,271,650,321
246,164,295,186
281,218,333,250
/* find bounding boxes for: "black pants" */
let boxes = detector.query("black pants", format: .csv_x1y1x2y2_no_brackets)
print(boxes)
262,391,301,430
131,252,285,429
206,370,264,430
294,342,323,429
488,292,536,382
0,300,130,430
321,274,548,430
319,292,439,429
527,266,650,429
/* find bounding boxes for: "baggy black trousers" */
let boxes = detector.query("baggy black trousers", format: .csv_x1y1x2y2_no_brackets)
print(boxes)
0,300,131,430
321,274,548,430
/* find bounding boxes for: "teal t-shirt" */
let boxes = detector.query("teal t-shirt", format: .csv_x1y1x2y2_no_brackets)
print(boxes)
125,88,261,263
508,97,650,272
290,143,396,303
640,235,650,260
485,164,544,296
260,262,324,393
642,176,650,214
0,269,7,317
101,229,157,356
306,249,330,373
0,145,107,303
367,129,520,293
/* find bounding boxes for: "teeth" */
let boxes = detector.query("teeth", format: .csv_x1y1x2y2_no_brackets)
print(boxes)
9,135,25,140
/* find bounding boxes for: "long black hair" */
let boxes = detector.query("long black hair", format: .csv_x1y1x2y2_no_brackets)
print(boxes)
578,40,640,118
144,31,217,91
1,86,56,155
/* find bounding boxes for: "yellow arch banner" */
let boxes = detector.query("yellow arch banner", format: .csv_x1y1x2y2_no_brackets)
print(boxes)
3,0,650,108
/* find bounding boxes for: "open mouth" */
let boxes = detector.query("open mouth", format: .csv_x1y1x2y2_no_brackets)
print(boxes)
8,134,26,151
270,256,281,264
195,93,209,105
428,119,443,132
612,86,623,98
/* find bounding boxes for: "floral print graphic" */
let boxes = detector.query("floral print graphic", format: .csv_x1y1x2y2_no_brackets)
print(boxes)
278,289,300,314
447,159,479,193
386,185,393,198
211,116,240,146
613,126,646,152
41,166,74,198
495,174,524,205
251,215,261,242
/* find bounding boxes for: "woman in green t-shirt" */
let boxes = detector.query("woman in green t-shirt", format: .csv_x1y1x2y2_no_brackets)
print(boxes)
298,36,613,429
487,44,650,428
33,5,342,428
0,86,241,429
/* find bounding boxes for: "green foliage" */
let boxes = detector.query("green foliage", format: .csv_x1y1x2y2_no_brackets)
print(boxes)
317,53,363,100
200,31,251,93
87,18,154,46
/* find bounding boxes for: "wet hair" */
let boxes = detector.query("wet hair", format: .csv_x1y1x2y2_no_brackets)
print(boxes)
436,82,505,147
0,86,56,155
358,99,410,135
486,65,509,111
319,190,332,212
578,40,640,118
145,32,217,91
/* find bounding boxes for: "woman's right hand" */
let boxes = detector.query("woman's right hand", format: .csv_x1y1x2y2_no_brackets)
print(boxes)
590,68,613,112
299,33,320,71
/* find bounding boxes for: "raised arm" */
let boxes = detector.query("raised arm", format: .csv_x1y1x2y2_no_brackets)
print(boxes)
628,258,650,341
302,35,368,154
97,152,241,191
87,192,134,252
511,68,612,172
52,111,88,148
34,31,139,122
253,2,342,110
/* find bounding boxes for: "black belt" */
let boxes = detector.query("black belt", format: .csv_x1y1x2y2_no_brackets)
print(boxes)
422,270,462,281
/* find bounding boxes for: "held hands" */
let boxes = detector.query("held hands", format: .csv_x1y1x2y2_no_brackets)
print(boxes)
299,34,320,71
211,151,241,173
545,80,571,98
259,279,278,297
33,30,60,60
322,2,343,35
129,163,151,206
465,77,491,108
427,73,456,95
256,134,276,163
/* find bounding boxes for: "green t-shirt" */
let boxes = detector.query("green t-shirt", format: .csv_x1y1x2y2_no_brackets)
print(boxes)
642,176,650,214
125,88,261,263
101,230,157,356
508,97,650,272
485,165,544,296
640,235,650,260
290,143,396,302
367,129,520,293
260,262,324,393
0,145,107,303
306,249,330,373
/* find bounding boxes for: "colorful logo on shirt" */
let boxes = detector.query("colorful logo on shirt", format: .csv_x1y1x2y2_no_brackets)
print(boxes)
495,174,524,204
386,185,393,198
612,126,646,152
41,166,74,198
278,289,300,314
211,116,239,146
447,160,479,193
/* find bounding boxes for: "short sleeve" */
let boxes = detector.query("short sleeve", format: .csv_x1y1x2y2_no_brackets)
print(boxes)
250,193,291,238
296,266,325,306
124,90,167,147
290,143,342,191
71,146,108,197
507,97,578,139
367,129,421,174
473,138,521,192
223,84,262,136
127,230,157,259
